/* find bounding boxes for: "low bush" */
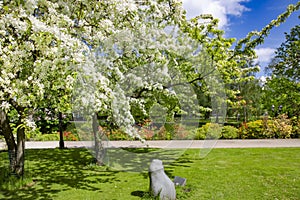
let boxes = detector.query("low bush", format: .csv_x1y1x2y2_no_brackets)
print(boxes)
27,131,78,141
270,115,293,138
106,129,131,140
63,131,79,141
138,127,157,140
239,120,264,139
22,114,298,141
139,124,192,140
172,124,193,140
35,133,59,141
291,117,300,138
221,125,238,139
239,114,295,139
280,115,293,138
25,128,42,141
194,123,222,140
154,126,172,140
193,124,238,140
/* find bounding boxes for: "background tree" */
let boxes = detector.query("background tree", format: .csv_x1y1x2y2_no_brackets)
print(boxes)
264,24,300,117
263,77,300,117
267,24,300,81
227,58,263,123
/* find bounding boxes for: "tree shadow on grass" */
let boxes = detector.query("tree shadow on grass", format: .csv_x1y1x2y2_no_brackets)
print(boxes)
106,147,193,172
131,190,153,199
0,148,120,200
0,147,195,200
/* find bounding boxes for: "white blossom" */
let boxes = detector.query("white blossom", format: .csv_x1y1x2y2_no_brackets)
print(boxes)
23,118,36,130
0,102,11,113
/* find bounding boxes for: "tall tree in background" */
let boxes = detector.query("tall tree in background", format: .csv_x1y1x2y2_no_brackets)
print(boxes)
267,24,300,81
264,24,300,117
226,57,263,123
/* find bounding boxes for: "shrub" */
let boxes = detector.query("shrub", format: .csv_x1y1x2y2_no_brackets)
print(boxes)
156,124,191,140
262,120,277,138
273,114,293,138
139,127,156,140
221,126,238,139
291,117,300,138
239,120,264,139
172,124,193,140
35,133,59,141
139,124,192,140
239,119,277,139
107,129,131,140
155,126,172,140
25,128,42,141
63,131,79,141
193,127,206,140
261,114,293,139
139,125,180,140
194,123,222,140
239,115,294,139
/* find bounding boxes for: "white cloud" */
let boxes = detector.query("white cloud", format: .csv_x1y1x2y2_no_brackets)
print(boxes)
182,0,249,28
254,47,275,63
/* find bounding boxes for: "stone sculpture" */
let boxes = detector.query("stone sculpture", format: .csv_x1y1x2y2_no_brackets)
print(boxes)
149,159,176,200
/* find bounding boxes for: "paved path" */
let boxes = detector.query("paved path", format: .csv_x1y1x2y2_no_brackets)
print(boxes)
1,139,300,150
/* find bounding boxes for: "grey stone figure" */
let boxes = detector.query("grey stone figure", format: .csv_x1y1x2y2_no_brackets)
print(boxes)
149,159,176,200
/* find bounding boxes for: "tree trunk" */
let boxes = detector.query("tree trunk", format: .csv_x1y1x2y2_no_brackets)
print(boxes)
0,110,17,173
58,112,65,149
15,122,25,177
92,113,105,166
0,109,26,177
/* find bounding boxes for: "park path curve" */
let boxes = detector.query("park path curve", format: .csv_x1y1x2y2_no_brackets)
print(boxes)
1,139,300,150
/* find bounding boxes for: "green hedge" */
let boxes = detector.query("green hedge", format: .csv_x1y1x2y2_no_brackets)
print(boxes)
20,114,299,141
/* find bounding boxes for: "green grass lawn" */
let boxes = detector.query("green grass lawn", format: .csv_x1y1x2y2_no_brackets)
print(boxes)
0,147,299,200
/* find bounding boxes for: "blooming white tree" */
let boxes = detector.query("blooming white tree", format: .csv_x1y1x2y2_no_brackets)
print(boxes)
0,0,87,176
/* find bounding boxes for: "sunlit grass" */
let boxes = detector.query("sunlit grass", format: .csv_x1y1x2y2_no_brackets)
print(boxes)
0,148,299,199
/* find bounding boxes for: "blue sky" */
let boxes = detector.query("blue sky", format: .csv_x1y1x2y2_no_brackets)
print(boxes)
182,0,300,77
